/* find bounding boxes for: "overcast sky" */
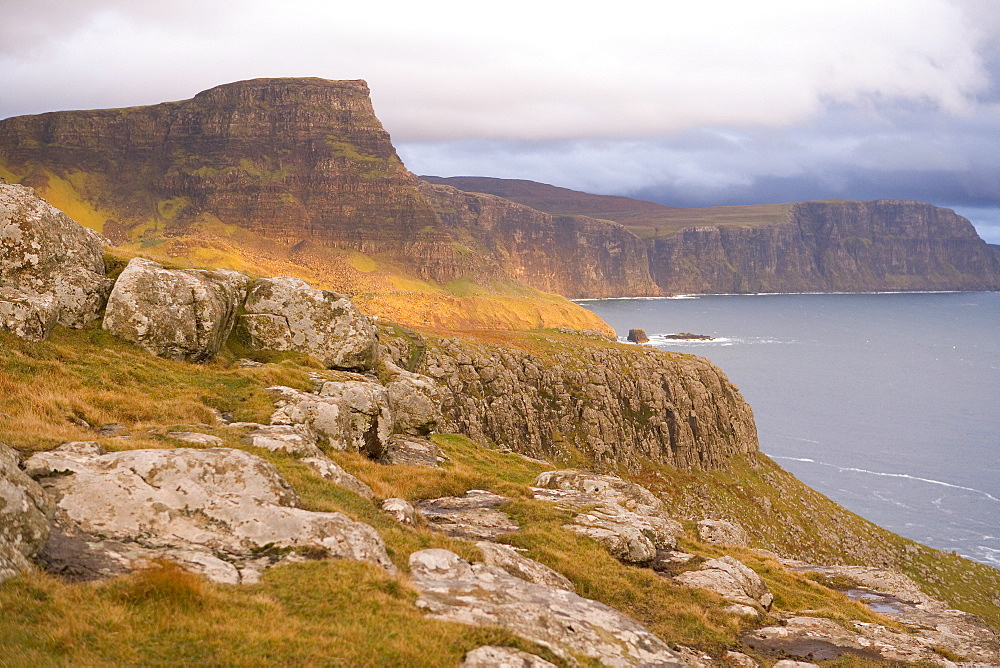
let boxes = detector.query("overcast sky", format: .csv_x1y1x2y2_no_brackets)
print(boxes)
2,0,998,242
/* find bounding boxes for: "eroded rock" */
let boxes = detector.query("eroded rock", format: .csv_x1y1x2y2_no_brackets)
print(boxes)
0,443,51,583
0,183,112,340
416,491,518,541
381,435,444,468
531,470,682,565
102,258,249,361
241,276,379,371
166,432,224,447
381,498,417,525
409,548,685,667
674,556,773,610
24,443,394,582
476,541,574,592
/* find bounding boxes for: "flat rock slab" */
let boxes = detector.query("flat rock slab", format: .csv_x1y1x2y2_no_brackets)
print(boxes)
410,548,685,667
476,541,575,592
416,490,518,540
25,442,394,583
674,556,773,610
166,432,225,447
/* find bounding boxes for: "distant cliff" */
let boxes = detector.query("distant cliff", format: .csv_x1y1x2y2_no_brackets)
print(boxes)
429,177,1000,294
650,200,1000,293
0,78,656,299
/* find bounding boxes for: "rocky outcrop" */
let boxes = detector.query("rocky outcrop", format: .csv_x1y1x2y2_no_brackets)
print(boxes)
697,519,750,547
650,200,1000,293
240,277,379,371
0,183,112,340
531,471,682,565
102,258,249,361
416,334,758,471
419,182,660,298
24,442,394,583
0,443,51,583
409,548,685,666
476,541,575,592
674,556,773,611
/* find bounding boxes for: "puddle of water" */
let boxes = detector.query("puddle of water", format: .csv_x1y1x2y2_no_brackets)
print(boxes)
845,588,906,614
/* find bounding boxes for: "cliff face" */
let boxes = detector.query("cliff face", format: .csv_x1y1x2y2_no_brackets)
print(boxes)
648,200,1000,293
382,329,758,471
0,78,657,299
419,182,660,298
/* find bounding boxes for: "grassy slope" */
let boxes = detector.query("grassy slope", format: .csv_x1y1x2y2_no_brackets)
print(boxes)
1,324,996,665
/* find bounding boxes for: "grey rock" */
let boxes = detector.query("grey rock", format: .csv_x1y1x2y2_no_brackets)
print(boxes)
242,425,376,499
381,435,443,468
241,276,378,371
724,651,759,667
409,548,685,667
476,541,574,592
166,431,224,447
531,471,682,565
25,444,394,582
102,258,249,361
0,183,112,340
0,443,51,583
268,381,393,458
674,556,772,609
697,519,750,547
381,498,417,525
383,361,442,437
416,490,519,541
772,663,819,668
460,646,556,667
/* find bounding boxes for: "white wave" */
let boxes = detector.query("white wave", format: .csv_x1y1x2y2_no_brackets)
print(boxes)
776,435,822,444
768,456,1000,503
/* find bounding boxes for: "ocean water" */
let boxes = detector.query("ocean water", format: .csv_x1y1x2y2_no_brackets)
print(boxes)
578,292,1000,568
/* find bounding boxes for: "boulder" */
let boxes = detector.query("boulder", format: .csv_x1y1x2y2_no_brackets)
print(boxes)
24,443,394,583
383,361,442,437
416,491,519,541
381,435,444,468
268,380,393,458
240,277,378,371
532,470,666,515
460,646,556,667
0,183,112,339
0,443,51,583
409,548,685,666
381,498,417,525
476,541,574,592
102,258,249,361
697,519,750,547
674,556,772,610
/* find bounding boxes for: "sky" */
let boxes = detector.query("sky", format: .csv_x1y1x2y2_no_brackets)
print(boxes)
2,0,999,242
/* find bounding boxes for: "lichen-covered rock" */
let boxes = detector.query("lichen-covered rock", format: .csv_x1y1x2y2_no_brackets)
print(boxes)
166,432,224,447
697,518,750,547
241,277,378,371
381,498,417,525
532,471,681,564
0,183,112,340
409,548,685,666
416,491,519,541
268,380,393,458
383,361,442,437
0,443,51,583
476,541,574,592
102,258,249,361
675,556,772,610
381,435,444,468
460,646,556,667
24,443,394,582
242,424,376,499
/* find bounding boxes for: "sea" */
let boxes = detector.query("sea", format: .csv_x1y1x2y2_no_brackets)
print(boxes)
578,292,1000,569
